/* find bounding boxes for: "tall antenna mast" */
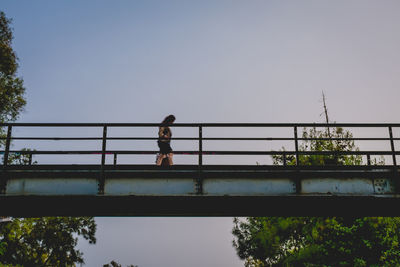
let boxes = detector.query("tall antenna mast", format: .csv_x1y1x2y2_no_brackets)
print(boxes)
322,91,331,138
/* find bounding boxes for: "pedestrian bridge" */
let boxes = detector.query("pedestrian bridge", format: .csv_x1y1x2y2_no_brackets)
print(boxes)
1,123,400,216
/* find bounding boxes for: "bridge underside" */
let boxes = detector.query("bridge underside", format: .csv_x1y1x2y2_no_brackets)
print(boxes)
1,165,399,216
2,195,400,217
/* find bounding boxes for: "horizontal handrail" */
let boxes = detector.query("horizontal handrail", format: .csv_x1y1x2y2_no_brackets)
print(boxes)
1,123,399,168
2,122,400,127
1,137,400,141
1,150,400,156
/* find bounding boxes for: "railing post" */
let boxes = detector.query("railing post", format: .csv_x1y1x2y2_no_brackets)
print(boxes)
283,152,287,166
1,125,12,193
294,126,299,166
197,125,203,194
389,126,397,167
389,126,399,193
113,153,117,166
367,154,371,166
293,126,301,194
3,126,12,167
99,126,107,194
199,126,203,167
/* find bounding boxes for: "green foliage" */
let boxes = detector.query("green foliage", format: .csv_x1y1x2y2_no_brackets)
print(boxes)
0,11,18,76
0,10,26,159
0,10,28,165
0,217,96,266
0,74,26,123
5,148,36,165
233,217,400,266
0,10,26,124
233,126,395,266
272,126,363,166
0,240,5,256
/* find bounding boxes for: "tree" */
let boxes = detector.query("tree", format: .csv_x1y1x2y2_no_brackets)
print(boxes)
232,97,396,266
0,11,31,166
0,217,96,266
0,10,26,154
233,216,400,267
0,11,26,125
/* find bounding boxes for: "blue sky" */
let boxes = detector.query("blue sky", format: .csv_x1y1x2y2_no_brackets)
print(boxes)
2,0,400,266
7,0,400,125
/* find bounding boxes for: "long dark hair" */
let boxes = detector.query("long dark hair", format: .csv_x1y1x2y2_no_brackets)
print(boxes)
161,115,176,126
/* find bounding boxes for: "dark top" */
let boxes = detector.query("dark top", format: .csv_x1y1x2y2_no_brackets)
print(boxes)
158,126,172,154
158,126,172,144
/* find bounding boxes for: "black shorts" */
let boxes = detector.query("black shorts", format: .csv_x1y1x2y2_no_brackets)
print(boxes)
158,141,172,154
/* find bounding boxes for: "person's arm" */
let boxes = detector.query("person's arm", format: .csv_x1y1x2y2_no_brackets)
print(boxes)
159,127,171,139
164,127,171,139
158,127,164,138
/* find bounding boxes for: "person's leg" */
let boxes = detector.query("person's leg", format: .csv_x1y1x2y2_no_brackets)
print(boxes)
167,153,173,165
156,154,166,165
157,141,168,165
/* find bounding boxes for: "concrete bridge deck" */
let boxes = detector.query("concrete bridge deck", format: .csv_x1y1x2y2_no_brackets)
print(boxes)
1,164,399,216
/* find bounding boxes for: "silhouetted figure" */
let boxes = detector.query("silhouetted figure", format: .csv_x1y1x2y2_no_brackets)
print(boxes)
156,115,175,166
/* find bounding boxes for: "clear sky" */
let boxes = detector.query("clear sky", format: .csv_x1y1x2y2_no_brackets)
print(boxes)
2,0,400,266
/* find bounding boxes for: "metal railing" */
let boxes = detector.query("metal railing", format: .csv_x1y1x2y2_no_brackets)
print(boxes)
1,123,400,168
1,122,399,194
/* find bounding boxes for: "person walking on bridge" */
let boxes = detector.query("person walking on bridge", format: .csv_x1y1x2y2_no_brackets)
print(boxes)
156,114,175,166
